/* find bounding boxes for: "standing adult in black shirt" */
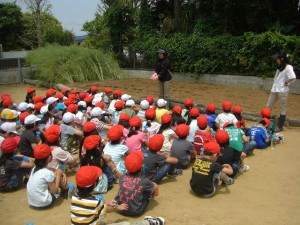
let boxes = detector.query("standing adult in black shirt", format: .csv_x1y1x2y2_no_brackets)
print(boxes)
155,49,172,108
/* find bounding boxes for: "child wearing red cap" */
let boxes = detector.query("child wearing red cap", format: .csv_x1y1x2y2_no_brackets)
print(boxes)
215,130,248,176
232,105,246,131
25,87,36,104
171,105,185,131
0,137,34,192
126,116,149,154
260,107,275,137
181,98,194,122
103,125,129,176
157,113,178,152
115,152,159,216
45,125,79,172
205,103,217,131
143,134,180,183
27,144,69,208
107,90,122,114
193,115,215,155
170,124,196,169
143,109,161,138
103,87,112,105
215,101,238,129
190,141,234,197
186,107,200,143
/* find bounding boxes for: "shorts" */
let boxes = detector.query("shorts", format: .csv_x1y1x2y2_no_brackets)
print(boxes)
30,194,56,209
199,172,222,198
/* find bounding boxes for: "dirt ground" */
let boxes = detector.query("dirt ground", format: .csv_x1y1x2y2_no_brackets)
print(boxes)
0,79,300,225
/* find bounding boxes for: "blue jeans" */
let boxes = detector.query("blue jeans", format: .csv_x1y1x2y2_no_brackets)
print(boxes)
153,163,174,184
0,168,25,192
243,141,257,155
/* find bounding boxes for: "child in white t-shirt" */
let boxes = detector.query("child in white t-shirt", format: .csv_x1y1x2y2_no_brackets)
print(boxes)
215,101,238,129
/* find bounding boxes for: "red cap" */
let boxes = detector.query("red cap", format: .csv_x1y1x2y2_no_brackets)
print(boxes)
76,166,102,188
197,115,208,129
55,93,64,99
95,102,106,109
79,92,89,100
119,113,130,121
215,130,229,145
204,141,221,154
107,125,124,141
1,93,11,100
125,153,143,173
90,86,99,93
262,117,270,128
67,104,78,113
260,108,271,118
68,94,77,100
172,105,183,115
222,101,232,111
33,95,45,104
2,98,13,107
232,105,242,114
34,102,46,112
176,124,190,138
129,116,142,128
83,122,97,133
1,137,18,154
146,96,154,105
34,144,52,159
45,125,60,144
115,101,125,110
104,87,112,93
189,108,200,117
148,134,164,151
64,98,75,106
206,103,216,113
20,111,31,124
27,87,35,93
83,135,100,150
61,89,69,95
114,90,122,97
184,98,193,107
45,88,56,97
161,113,172,124
70,89,79,95
145,109,156,119
84,96,93,104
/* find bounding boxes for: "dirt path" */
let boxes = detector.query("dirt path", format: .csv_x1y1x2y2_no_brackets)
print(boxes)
0,80,300,225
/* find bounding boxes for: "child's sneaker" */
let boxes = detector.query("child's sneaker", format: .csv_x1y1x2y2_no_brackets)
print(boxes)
166,168,183,177
222,177,234,186
144,216,165,225
238,165,250,173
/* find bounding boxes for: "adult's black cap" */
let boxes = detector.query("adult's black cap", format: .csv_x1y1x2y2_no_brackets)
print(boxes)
157,49,167,54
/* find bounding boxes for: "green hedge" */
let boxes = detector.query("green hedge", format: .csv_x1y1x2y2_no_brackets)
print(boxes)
131,31,300,77
26,44,123,83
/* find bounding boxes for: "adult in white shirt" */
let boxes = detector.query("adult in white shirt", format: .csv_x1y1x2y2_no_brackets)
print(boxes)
267,53,296,132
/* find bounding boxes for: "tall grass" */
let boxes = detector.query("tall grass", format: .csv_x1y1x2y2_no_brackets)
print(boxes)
26,44,123,83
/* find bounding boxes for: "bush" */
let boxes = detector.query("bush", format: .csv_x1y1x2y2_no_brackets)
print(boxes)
131,31,300,77
26,44,123,83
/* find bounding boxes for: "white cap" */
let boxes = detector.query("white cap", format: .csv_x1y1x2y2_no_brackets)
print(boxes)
62,112,75,123
24,115,41,125
91,107,105,116
46,97,58,105
92,97,102,105
78,101,87,108
125,99,135,107
40,105,49,115
0,122,18,134
121,94,131,102
157,99,167,107
94,93,103,99
140,100,149,110
17,102,29,112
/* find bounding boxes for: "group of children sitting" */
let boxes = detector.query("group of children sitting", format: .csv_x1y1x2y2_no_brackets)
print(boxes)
0,86,282,225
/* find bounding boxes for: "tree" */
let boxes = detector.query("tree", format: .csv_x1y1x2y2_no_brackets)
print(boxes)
0,3,24,51
22,0,51,48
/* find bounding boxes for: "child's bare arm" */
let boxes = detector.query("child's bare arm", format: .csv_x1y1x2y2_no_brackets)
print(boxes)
165,156,178,165
222,164,233,175
106,200,128,213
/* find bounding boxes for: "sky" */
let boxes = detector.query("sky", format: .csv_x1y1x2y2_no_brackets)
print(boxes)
2,0,100,36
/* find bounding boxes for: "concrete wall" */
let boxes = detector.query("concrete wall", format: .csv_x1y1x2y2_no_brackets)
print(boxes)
0,67,32,84
122,69,300,94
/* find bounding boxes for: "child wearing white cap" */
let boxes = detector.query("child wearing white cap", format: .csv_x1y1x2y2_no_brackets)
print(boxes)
155,99,170,123
137,100,150,122
120,100,137,118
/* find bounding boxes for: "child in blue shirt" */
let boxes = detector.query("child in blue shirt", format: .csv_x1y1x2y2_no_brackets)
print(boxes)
247,120,269,149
